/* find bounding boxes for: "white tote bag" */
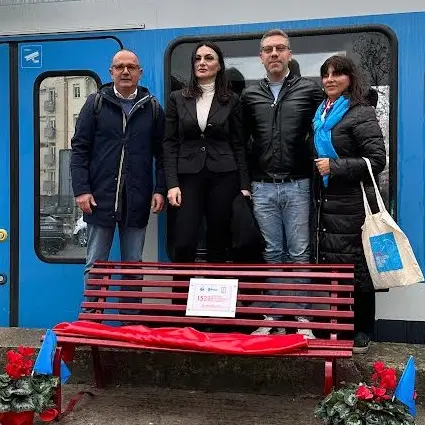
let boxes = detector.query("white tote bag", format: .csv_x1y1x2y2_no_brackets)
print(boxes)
361,157,424,290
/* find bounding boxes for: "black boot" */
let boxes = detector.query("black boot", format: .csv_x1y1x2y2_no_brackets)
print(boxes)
353,332,371,354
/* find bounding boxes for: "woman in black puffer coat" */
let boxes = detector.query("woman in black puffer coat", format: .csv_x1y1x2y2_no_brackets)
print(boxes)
312,56,386,354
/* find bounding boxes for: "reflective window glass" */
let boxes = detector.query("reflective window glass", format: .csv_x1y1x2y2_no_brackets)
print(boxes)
73,83,81,98
37,75,98,261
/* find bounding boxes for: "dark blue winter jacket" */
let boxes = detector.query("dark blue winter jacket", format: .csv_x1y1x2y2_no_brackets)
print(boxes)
70,84,165,228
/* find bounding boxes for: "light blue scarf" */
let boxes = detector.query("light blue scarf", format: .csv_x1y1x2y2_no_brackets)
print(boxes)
313,96,350,187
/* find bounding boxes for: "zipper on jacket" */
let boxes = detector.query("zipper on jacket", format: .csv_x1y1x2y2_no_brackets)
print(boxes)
113,94,152,212
114,112,127,213
315,186,323,264
127,94,151,121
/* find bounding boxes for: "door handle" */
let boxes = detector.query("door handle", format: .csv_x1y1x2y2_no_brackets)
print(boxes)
0,229,8,242
0,230,8,284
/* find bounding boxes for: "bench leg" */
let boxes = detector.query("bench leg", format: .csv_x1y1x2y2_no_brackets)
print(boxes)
53,347,63,419
324,359,336,395
91,346,105,388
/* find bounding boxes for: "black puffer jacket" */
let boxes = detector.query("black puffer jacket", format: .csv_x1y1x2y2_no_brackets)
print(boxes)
241,73,323,181
311,104,386,292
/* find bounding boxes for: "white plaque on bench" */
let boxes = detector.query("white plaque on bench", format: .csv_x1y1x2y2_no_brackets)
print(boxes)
185,278,239,318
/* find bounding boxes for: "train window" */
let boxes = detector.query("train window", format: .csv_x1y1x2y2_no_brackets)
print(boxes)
36,74,98,262
166,27,396,258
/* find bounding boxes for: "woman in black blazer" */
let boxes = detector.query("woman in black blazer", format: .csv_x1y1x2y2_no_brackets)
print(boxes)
163,41,250,262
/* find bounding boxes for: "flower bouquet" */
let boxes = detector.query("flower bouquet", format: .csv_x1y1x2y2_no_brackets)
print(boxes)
0,346,59,425
315,361,416,425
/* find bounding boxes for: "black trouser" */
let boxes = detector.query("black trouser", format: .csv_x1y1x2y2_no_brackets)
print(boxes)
354,291,376,337
315,290,376,340
173,168,240,263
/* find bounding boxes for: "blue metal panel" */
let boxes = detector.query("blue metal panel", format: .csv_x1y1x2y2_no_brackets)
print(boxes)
18,38,121,328
0,44,11,325
383,13,425,275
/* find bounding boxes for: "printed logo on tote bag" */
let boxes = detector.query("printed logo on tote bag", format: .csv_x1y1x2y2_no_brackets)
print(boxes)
369,232,403,273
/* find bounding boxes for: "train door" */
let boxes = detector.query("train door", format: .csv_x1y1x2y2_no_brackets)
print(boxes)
0,44,11,325
16,37,121,327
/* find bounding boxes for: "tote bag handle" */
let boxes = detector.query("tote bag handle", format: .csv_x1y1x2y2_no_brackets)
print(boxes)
360,157,386,216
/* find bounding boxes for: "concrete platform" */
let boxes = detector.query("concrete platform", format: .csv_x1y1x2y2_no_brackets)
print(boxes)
0,327,424,396
31,385,423,425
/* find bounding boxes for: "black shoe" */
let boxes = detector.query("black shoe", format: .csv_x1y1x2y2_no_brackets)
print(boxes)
353,332,371,354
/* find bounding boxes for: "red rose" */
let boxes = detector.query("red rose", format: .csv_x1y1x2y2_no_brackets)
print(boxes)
380,369,397,390
22,358,34,376
371,386,387,397
5,363,23,379
372,362,388,382
373,362,385,374
356,385,374,400
371,386,389,403
17,346,35,357
6,350,22,363
5,347,35,378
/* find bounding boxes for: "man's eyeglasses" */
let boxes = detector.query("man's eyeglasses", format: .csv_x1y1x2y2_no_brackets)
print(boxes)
112,64,140,72
261,45,290,54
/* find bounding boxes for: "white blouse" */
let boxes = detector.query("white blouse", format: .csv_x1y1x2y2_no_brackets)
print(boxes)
196,82,215,132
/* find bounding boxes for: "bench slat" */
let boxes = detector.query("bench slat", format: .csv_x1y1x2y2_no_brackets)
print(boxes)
78,313,354,331
86,279,355,292
89,268,354,279
81,302,354,319
93,261,354,269
93,261,354,271
56,335,352,358
84,290,354,305
308,340,353,349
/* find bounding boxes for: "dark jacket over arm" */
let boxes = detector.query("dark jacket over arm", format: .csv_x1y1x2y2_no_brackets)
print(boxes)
152,104,166,195
228,97,250,190
330,105,386,181
162,91,180,189
70,94,96,197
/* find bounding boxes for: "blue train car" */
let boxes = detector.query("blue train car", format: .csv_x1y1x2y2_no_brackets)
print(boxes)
0,0,424,343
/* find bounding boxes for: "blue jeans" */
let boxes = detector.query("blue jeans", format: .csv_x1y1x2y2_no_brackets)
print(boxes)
84,224,146,310
251,179,311,315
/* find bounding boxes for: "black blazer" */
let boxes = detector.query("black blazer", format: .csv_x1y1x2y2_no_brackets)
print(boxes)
163,89,250,190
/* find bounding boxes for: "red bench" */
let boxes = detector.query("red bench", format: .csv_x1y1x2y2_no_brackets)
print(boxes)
53,261,354,411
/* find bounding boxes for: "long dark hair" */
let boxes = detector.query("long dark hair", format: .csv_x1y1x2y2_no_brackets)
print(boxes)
320,56,368,105
183,41,231,102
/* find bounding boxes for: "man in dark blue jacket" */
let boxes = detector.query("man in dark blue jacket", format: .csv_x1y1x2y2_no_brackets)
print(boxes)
71,49,165,288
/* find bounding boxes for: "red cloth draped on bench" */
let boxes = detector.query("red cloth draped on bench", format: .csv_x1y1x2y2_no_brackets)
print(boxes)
54,321,307,356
